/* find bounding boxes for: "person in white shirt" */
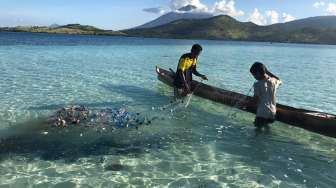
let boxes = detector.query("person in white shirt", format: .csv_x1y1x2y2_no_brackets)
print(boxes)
250,62,282,129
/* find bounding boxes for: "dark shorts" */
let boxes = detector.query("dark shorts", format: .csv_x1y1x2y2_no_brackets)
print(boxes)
254,117,275,128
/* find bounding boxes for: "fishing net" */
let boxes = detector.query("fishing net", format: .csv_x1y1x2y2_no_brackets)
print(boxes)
49,106,148,129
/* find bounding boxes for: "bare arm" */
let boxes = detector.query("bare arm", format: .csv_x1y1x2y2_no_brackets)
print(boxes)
192,65,208,80
266,69,280,80
250,84,259,107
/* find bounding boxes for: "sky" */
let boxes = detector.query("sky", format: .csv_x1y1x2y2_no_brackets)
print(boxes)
0,0,335,30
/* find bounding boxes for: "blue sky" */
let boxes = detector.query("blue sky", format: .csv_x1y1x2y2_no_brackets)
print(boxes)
0,0,335,30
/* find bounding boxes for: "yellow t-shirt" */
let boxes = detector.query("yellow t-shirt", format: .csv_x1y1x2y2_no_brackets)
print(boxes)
177,55,197,72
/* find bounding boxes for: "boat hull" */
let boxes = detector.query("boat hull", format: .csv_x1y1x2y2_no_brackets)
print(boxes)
156,66,336,138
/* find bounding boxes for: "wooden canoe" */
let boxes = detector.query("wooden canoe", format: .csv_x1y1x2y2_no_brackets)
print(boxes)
156,66,336,138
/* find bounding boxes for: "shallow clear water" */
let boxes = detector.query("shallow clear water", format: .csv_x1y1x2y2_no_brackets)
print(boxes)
0,32,335,187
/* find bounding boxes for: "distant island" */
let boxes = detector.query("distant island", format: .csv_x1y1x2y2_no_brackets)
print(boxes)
0,24,125,36
2,15,336,45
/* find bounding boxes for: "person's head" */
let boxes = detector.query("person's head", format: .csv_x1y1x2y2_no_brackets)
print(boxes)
250,62,267,80
191,44,202,58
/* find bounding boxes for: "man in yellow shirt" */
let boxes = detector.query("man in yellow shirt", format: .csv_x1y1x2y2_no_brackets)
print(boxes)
173,44,208,97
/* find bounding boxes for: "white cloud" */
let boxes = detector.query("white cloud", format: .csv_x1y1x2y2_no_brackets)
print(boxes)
312,1,336,16
143,7,166,14
248,9,295,25
170,0,208,11
282,13,295,22
266,10,279,24
248,8,267,25
166,1,295,25
313,1,325,8
169,0,244,17
326,3,336,15
212,0,244,17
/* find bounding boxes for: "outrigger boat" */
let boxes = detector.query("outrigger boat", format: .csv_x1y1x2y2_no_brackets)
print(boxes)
156,66,336,138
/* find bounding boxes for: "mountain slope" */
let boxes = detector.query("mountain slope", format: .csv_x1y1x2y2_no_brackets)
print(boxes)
269,16,336,31
125,15,336,44
128,15,258,39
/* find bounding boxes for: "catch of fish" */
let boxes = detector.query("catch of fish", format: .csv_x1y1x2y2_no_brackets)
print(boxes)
49,106,150,129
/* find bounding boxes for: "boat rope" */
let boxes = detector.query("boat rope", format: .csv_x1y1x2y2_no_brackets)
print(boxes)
185,79,205,108
228,85,254,118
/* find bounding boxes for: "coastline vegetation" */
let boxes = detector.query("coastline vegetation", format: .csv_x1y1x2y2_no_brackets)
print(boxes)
0,24,125,36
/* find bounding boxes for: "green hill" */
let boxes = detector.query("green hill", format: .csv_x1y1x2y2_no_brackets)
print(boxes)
125,15,256,40
269,16,336,31
59,24,102,31
0,24,125,36
125,15,336,45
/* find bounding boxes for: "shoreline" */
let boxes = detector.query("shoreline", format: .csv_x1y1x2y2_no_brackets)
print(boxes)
1,30,336,46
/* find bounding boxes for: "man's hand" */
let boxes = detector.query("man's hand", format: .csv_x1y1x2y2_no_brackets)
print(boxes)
201,75,208,81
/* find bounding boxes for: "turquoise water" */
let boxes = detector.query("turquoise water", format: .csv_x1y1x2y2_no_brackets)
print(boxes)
0,32,336,187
